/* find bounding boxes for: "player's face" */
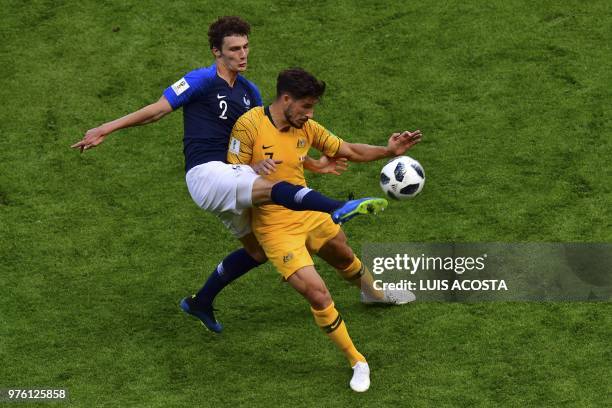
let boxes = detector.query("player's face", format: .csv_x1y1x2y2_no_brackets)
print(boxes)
284,96,319,129
216,35,249,73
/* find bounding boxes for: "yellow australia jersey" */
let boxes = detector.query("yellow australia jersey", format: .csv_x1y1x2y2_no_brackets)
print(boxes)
227,106,342,232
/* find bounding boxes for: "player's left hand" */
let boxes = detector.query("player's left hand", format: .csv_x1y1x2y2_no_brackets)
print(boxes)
304,155,349,176
252,158,282,176
387,130,422,156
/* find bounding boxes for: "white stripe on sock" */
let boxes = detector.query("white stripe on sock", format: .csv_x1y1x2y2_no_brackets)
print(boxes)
217,262,225,277
294,187,313,204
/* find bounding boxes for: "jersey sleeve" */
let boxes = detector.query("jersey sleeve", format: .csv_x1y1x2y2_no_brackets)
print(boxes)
227,113,257,165
308,120,343,157
162,68,213,110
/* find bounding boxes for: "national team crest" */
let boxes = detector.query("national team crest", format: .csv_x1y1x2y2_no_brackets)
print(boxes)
297,138,306,148
243,95,251,107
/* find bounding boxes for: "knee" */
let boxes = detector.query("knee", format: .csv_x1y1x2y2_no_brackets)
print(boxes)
305,285,332,310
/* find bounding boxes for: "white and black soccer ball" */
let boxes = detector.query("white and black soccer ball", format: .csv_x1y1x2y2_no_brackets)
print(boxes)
380,156,425,200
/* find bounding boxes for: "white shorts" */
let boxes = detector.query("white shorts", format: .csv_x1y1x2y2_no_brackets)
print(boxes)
185,161,259,238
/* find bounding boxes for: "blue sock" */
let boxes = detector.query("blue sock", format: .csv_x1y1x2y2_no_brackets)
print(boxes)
270,181,345,213
193,248,263,307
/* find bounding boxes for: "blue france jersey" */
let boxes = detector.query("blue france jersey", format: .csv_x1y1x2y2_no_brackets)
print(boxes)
162,64,263,172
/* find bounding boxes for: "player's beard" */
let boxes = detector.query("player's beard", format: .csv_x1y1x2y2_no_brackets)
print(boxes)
284,106,307,129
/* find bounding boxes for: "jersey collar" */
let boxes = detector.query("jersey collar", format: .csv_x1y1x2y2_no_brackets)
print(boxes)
264,105,278,128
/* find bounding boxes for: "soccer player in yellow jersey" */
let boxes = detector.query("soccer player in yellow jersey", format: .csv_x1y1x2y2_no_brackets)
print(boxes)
228,68,421,392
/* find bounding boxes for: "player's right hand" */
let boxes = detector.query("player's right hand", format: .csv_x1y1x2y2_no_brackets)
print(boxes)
387,129,422,156
252,159,282,176
71,127,108,153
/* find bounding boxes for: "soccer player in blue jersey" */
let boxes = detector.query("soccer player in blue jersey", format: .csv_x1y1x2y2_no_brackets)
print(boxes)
71,16,385,333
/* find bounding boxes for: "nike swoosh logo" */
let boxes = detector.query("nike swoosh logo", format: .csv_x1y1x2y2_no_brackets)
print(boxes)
217,94,226,99
262,145,274,149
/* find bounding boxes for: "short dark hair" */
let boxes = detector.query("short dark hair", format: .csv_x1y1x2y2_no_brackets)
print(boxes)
208,16,250,50
276,68,326,100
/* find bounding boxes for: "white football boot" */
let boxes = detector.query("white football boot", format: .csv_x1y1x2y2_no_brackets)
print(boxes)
350,361,370,392
361,288,416,304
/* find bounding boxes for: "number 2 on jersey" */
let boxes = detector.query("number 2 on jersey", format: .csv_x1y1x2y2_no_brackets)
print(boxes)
219,100,228,119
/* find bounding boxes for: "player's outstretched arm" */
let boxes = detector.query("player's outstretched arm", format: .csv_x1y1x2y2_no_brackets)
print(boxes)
335,130,422,162
71,96,173,152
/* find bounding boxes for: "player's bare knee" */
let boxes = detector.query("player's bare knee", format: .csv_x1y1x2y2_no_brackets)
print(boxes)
306,285,332,309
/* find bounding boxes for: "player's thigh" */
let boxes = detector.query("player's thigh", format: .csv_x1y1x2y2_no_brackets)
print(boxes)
216,208,253,240
238,232,267,263
286,265,332,309
304,215,346,261
316,229,355,270
185,161,258,212
257,231,312,280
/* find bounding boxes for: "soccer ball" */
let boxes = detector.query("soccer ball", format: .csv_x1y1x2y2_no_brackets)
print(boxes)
380,156,425,200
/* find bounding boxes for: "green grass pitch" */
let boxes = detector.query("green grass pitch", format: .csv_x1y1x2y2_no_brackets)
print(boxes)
1,0,611,406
